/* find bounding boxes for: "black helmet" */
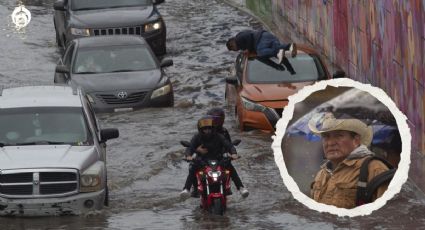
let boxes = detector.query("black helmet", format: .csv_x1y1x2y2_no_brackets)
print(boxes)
206,107,225,128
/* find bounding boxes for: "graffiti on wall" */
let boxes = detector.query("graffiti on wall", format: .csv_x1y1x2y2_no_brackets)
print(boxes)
270,0,424,190
273,0,424,153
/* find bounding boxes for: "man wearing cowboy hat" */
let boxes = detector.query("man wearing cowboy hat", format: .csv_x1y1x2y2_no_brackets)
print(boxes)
309,113,390,209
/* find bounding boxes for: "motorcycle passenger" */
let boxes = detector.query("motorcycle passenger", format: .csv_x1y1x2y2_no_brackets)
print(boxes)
207,107,249,197
207,107,231,141
180,116,248,198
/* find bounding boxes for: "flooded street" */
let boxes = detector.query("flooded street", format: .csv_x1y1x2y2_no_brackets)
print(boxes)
1,0,425,229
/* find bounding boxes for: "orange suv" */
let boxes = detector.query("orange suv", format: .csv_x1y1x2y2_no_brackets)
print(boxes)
225,45,343,131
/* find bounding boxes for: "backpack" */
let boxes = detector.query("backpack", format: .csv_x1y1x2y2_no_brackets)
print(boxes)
355,156,396,206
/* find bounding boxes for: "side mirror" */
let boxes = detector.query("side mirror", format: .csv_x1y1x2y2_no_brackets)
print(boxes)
332,70,346,79
100,128,119,142
53,0,65,11
180,141,190,147
55,65,70,74
160,59,173,68
232,139,241,146
225,76,238,85
153,0,165,5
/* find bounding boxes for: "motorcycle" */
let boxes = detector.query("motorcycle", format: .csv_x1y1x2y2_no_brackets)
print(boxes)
180,139,241,215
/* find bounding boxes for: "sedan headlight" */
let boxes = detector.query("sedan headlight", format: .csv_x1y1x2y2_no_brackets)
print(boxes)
80,162,104,193
70,28,90,36
144,21,161,32
241,97,267,112
151,84,171,99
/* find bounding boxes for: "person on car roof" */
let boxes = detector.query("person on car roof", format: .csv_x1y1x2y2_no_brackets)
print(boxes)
226,29,297,64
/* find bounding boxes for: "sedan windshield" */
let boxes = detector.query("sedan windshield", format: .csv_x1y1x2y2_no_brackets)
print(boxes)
73,45,157,74
246,53,326,83
0,107,91,146
72,0,152,11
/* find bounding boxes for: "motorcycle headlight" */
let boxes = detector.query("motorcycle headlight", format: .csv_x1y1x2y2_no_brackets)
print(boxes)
241,97,267,112
70,28,90,36
151,84,171,99
144,21,161,32
207,171,222,178
80,162,104,192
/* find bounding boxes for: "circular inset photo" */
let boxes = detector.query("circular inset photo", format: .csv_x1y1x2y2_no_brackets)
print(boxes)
272,78,411,217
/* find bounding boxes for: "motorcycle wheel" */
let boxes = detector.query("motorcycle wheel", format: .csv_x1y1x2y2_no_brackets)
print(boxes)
210,198,224,215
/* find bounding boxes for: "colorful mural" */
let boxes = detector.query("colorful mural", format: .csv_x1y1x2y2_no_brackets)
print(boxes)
265,0,425,191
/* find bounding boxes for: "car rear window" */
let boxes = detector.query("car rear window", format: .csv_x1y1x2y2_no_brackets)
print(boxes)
0,107,92,146
73,45,157,74
72,0,152,11
246,54,325,83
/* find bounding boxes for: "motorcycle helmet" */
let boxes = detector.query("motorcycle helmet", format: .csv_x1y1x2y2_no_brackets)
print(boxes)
206,107,225,128
197,115,215,139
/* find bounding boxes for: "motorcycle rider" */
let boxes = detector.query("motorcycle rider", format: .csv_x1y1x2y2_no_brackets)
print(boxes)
207,107,249,197
180,116,249,198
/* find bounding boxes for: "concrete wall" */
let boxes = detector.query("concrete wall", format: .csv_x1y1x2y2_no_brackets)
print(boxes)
246,0,273,24
245,0,425,191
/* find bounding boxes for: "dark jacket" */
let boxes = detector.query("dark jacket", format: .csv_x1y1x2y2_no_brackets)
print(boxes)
216,127,231,142
235,29,265,52
185,132,236,160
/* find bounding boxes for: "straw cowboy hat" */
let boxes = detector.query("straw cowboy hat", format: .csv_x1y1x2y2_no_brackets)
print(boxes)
308,113,373,146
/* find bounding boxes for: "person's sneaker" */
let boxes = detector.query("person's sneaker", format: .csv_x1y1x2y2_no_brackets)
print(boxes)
239,187,249,198
277,49,284,64
180,189,190,199
290,43,297,58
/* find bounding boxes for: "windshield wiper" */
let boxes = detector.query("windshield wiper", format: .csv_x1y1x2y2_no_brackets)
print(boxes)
76,71,99,74
74,7,105,11
110,69,137,73
15,141,69,146
104,5,144,9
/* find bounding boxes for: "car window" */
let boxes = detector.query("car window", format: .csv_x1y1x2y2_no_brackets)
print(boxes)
73,45,157,74
71,0,152,11
246,53,325,83
0,107,92,145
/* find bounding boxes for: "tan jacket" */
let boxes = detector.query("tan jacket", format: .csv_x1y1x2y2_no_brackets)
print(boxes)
311,146,389,209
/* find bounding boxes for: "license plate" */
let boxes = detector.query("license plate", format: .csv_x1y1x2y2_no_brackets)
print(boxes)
114,107,133,112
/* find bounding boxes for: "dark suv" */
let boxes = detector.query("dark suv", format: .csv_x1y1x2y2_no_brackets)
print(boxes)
53,0,166,56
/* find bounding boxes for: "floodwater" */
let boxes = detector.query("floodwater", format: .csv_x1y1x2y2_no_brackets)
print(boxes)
0,0,425,229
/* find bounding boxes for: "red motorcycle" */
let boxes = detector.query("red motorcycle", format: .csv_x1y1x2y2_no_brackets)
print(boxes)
181,140,240,215
196,157,231,215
